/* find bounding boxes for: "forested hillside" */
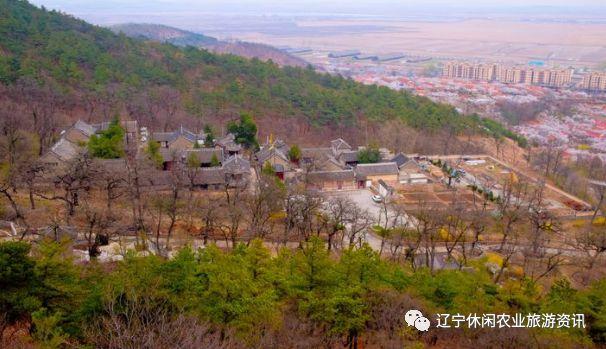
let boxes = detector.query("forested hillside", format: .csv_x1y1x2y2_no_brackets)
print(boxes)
2,238,603,348
110,23,307,67
2,3,605,349
0,0,517,154
111,23,219,46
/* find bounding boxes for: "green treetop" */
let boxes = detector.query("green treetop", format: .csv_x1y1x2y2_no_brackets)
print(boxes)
288,144,302,163
0,242,39,332
146,140,164,168
186,152,201,169
210,153,220,167
227,113,258,150
0,237,604,347
357,146,381,164
0,0,526,146
88,118,125,159
204,124,215,147
261,161,275,176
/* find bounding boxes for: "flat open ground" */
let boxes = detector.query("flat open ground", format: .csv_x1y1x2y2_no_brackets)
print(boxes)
455,157,593,217
224,19,606,67
395,183,487,211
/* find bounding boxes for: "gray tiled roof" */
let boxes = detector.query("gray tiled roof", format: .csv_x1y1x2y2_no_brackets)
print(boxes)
274,139,289,153
223,155,251,174
159,147,176,161
307,170,355,182
180,148,223,164
216,133,235,144
152,132,174,143
330,138,352,152
391,153,411,168
355,162,399,179
178,127,203,143
194,168,226,185
49,138,80,161
216,133,242,152
94,120,138,133
73,120,96,137
399,159,422,173
338,150,358,163
300,147,346,171
145,171,172,187
256,146,289,165
151,127,203,144
97,159,128,173
301,147,332,158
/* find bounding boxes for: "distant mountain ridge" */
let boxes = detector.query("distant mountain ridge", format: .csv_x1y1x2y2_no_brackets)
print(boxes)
111,23,218,46
111,23,307,67
0,0,517,155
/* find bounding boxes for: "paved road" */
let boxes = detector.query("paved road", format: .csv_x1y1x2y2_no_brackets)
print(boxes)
324,189,412,251
322,189,589,259
327,190,382,216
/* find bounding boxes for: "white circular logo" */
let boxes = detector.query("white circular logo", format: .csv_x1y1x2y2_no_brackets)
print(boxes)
414,316,431,331
405,309,424,327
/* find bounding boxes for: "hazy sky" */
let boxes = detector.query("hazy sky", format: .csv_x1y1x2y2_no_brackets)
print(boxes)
29,0,606,32
31,0,606,15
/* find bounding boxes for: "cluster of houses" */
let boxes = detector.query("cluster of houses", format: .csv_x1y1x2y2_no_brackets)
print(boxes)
39,120,250,190
40,120,138,168
255,137,431,194
148,127,250,189
40,120,432,194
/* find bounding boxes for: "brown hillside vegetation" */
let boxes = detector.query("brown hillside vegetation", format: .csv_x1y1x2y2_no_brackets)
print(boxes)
4,2,606,349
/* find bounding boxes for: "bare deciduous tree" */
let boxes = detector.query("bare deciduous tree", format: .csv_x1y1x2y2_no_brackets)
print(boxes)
413,202,442,272
198,196,221,245
10,78,61,155
344,204,372,249
97,162,127,214
497,179,529,251
245,174,285,243
533,139,565,178
219,185,245,248
526,183,560,257
148,168,183,256
154,86,182,132
574,228,606,271
36,153,97,220
87,295,237,349
325,197,351,251
81,199,117,259
524,250,567,283
124,150,151,241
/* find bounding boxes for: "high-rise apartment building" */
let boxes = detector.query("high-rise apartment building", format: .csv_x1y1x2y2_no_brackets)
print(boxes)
582,72,606,92
442,62,573,88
